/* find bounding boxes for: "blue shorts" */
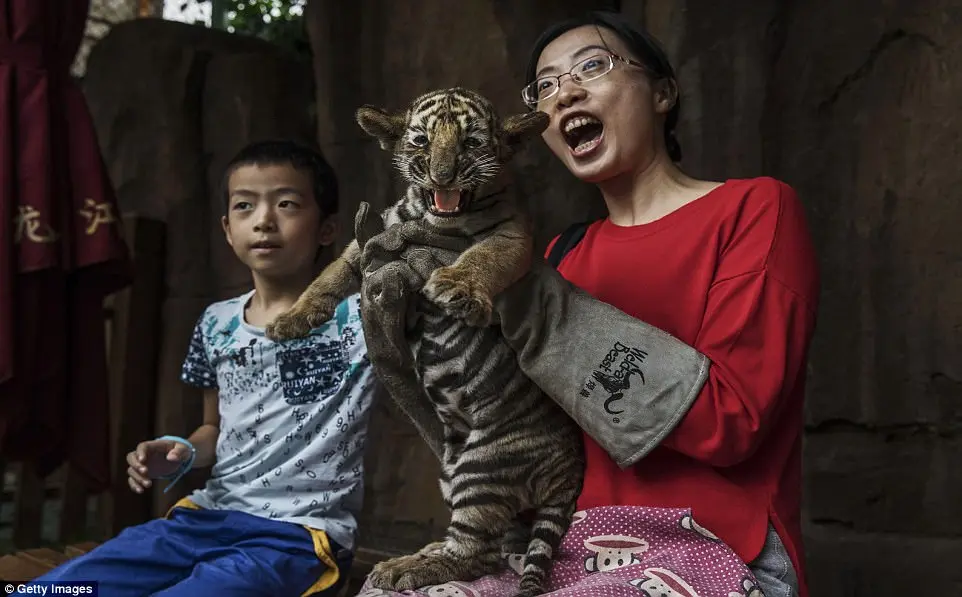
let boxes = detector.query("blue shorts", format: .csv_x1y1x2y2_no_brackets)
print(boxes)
31,503,352,597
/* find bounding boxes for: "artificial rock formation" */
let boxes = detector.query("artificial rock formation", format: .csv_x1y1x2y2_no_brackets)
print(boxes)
640,2,962,594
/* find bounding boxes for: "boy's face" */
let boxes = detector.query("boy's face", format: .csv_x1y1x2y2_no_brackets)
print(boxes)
222,163,337,281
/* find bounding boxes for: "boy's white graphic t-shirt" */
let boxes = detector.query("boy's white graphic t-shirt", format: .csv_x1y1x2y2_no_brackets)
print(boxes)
180,290,376,551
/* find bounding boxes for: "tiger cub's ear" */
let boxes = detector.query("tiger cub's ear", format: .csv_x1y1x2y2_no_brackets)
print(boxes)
502,111,549,148
356,105,407,151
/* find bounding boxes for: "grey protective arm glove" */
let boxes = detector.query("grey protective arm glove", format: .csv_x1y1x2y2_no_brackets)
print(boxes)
353,204,449,460
491,260,710,468
379,219,710,469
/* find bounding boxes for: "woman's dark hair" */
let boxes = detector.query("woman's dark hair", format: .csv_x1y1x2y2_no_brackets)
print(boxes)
525,11,682,162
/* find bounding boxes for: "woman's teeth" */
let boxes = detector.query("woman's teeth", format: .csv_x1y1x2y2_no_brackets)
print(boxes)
563,115,604,154
563,115,601,134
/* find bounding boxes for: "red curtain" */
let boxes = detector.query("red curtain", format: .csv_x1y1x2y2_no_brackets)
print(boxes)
0,0,131,490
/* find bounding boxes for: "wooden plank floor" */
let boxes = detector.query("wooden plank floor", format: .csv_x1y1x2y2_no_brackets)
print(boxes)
0,543,98,581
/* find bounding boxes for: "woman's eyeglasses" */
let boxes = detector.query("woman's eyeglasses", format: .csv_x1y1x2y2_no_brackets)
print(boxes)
522,53,646,108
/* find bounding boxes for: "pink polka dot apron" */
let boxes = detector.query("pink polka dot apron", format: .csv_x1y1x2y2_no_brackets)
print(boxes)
356,506,766,596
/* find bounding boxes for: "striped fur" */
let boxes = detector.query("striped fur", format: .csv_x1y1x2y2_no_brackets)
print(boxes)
363,89,585,597
266,88,585,597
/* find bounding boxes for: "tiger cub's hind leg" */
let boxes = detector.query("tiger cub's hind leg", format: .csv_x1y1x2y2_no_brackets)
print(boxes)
368,502,516,592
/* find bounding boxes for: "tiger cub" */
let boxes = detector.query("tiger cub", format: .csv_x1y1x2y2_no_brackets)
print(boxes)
266,88,585,597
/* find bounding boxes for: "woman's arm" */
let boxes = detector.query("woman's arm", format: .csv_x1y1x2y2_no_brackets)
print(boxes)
358,181,819,469
491,261,711,468
494,181,819,468
657,184,819,465
361,220,711,469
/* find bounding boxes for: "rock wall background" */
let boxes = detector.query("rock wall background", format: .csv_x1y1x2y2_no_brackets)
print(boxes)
636,3,962,594
80,1,962,594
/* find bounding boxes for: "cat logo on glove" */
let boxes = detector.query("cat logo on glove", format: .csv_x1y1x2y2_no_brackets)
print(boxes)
583,534,649,572
580,342,647,421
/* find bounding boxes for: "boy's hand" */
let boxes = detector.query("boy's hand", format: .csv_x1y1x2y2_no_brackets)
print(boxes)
126,439,191,494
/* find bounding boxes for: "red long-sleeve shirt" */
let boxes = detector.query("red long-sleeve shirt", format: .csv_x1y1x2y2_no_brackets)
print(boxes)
550,177,819,596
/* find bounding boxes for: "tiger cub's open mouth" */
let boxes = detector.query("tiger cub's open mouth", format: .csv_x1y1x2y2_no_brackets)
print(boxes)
426,188,473,216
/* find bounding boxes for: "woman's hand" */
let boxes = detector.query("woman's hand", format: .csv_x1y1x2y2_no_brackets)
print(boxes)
357,218,469,278
125,439,192,494
353,210,452,460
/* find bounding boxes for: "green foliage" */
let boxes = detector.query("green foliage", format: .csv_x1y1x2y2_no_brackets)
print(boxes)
200,0,310,55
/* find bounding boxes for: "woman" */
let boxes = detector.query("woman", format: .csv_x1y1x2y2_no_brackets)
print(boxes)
361,10,819,597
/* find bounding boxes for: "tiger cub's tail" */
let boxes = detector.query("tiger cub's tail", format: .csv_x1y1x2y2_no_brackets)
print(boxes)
514,501,579,597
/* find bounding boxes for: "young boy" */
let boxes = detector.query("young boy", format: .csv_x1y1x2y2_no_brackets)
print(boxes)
32,140,377,596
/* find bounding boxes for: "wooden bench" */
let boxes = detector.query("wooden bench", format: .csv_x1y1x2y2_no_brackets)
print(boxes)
0,543,99,582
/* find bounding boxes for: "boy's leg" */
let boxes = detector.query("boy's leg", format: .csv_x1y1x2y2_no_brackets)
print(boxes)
31,507,219,596
152,509,352,597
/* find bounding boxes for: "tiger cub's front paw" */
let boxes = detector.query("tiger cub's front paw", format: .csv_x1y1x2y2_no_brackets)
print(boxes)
423,266,493,327
265,299,335,341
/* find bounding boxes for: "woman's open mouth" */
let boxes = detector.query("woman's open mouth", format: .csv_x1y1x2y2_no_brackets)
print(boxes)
562,114,604,157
